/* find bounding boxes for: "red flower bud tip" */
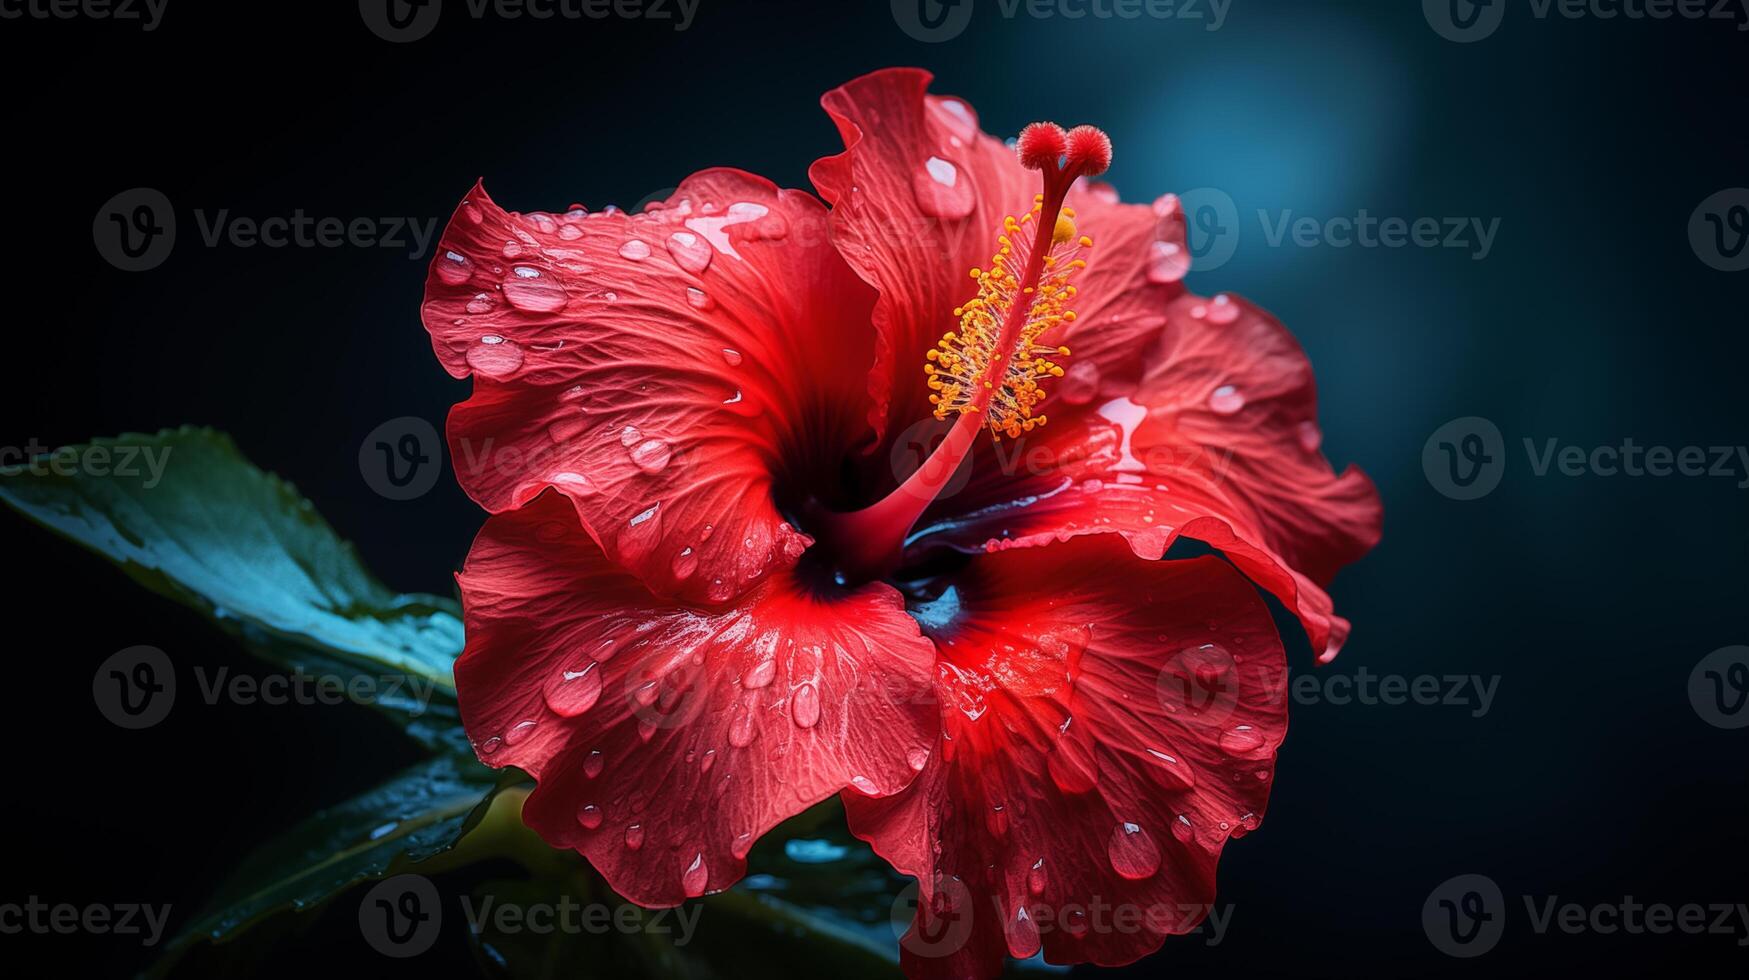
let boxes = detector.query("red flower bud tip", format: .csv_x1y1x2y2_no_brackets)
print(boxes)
1016,122,1068,171
1065,125,1113,177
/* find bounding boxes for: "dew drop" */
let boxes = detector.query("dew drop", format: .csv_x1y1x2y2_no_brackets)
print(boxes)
1146,240,1191,284
1208,384,1245,415
543,661,602,717
578,804,603,830
848,775,880,796
1219,725,1266,755
682,852,709,897
503,720,539,746
1005,904,1042,959
584,749,605,778
618,239,652,261
502,267,568,313
1206,293,1240,324
686,286,713,310
625,824,644,850
630,439,672,473
666,231,714,274
907,747,931,772
466,292,494,314
731,831,754,859
790,682,821,728
743,655,776,689
1028,857,1048,895
552,471,598,495
1108,822,1162,879
721,347,743,366
1172,813,1195,843
912,156,975,219
466,337,525,379
436,250,473,285
672,546,698,580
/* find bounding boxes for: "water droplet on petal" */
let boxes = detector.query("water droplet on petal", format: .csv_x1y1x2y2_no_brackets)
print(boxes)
1059,361,1101,405
743,656,776,689
466,292,494,314
686,286,713,310
912,156,975,219
666,231,714,274
503,720,539,746
1208,384,1245,415
552,471,598,495
1108,822,1162,879
721,348,743,366
1219,725,1266,755
907,747,931,771
1028,858,1048,895
1172,814,1195,842
1006,904,1042,959
1146,240,1191,283
731,831,754,859
630,439,672,473
619,239,652,261
502,267,568,313
543,661,602,717
437,250,473,285
672,546,698,580
1297,420,1323,453
1206,293,1240,324
625,824,644,850
578,804,603,830
790,682,820,728
682,852,709,897
467,337,525,379
848,775,880,796
584,749,605,778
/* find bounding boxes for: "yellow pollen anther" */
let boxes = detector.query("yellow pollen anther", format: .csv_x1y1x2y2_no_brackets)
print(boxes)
921,201,1096,439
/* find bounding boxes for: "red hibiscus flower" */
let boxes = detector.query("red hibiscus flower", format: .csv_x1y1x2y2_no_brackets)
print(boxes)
422,67,1380,977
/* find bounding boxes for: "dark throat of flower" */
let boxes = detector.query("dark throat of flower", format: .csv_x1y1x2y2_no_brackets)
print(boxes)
812,122,1114,584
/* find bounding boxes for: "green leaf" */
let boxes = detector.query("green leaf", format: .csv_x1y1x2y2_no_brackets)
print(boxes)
149,754,504,974
0,427,462,707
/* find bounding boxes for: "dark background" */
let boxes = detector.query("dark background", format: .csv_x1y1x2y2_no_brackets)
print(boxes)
3,0,1745,976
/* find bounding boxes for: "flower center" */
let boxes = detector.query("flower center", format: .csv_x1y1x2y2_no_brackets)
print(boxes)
811,122,1113,583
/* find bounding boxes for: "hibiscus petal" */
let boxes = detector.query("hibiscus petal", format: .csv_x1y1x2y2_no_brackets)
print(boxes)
847,540,1287,977
811,68,1037,450
908,292,1381,660
456,492,937,907
424,172,878,604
